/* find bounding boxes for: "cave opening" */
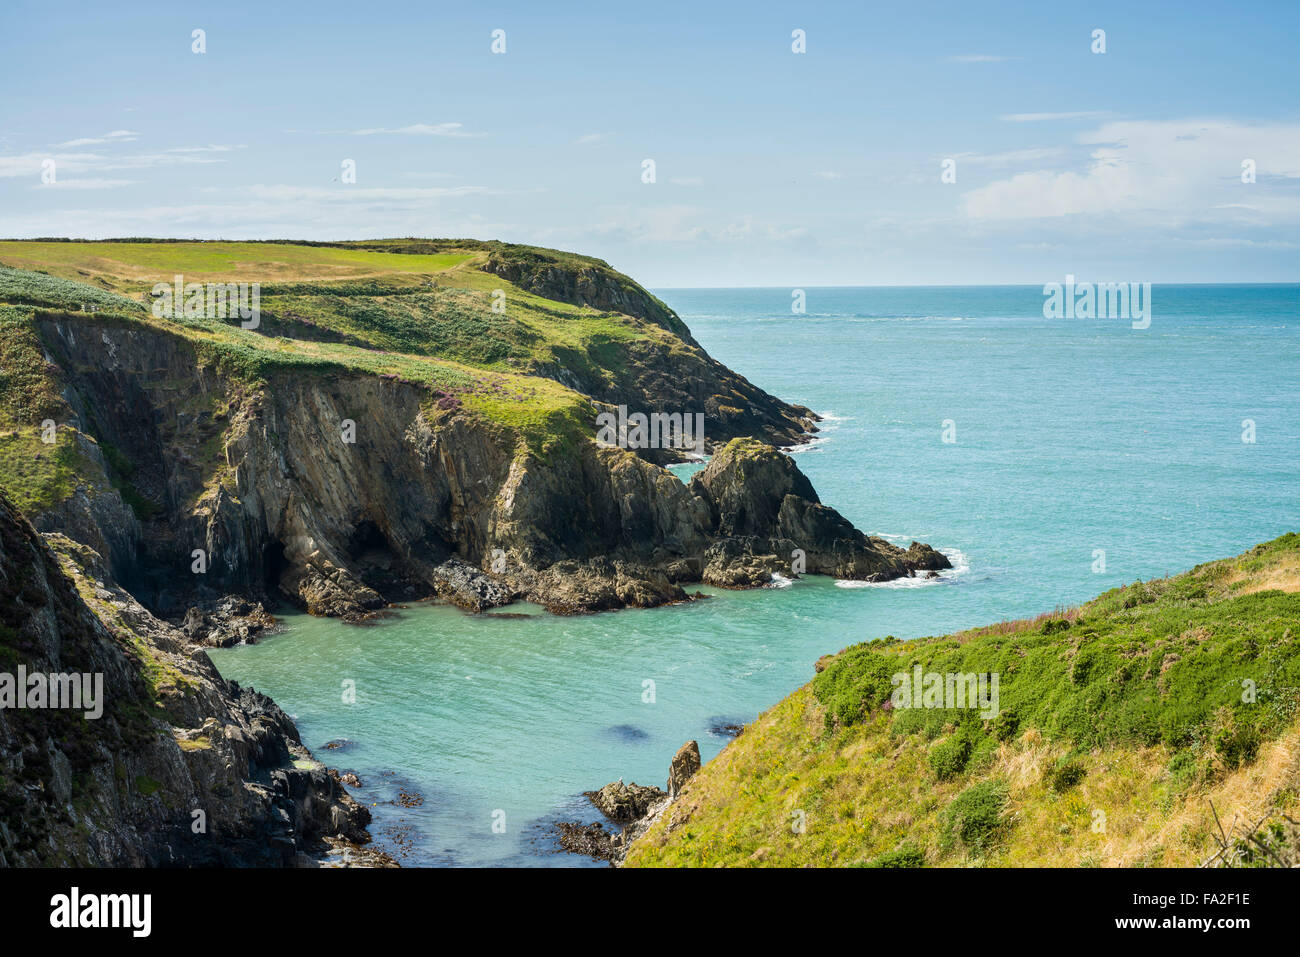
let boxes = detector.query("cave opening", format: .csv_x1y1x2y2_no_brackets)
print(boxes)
262,541,289,594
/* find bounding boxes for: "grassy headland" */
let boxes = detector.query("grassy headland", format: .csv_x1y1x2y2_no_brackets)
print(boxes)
0,238,691,507
626,534,1300,867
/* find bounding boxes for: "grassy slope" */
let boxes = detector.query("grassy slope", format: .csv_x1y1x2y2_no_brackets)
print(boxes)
0,239,684,510
626,534,1300,867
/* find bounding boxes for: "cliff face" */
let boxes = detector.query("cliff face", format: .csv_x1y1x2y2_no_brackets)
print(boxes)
0,491,369,867
0,238,951,867
32,317,945,622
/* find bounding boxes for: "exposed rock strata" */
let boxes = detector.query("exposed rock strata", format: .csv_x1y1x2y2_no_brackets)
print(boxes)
558,739,702,864
28,317,948,622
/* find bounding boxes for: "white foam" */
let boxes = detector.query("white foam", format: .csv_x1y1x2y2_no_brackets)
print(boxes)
788,410,848,455
834,547,970,589
767,572,795,589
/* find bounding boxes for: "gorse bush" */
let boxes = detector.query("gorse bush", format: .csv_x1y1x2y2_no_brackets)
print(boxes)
813,560,1300,768
942,779,1009,852
0,266,143,315
862,842,926,868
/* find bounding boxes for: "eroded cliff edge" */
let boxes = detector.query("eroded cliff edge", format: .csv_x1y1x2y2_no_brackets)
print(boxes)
31,316,947,622
0,238,949,866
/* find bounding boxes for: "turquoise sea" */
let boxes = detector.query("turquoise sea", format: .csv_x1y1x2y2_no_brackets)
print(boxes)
209,284,1299,867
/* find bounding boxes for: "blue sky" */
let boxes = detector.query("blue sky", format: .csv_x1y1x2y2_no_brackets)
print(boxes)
2,0,1297,285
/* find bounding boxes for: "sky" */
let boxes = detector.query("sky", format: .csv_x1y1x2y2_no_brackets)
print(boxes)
1,0,1298,286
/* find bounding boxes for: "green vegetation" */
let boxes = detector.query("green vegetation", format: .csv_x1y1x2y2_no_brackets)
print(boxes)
0,430,94,513
0,241,471,286
626,535,1300,867
0,238,677,492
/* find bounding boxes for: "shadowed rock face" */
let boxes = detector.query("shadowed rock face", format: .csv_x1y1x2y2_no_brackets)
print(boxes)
0,491,371,866
26,317,946,620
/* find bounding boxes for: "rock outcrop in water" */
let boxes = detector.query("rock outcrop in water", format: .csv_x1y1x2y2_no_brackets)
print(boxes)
0,491,372,866
558,738,705,864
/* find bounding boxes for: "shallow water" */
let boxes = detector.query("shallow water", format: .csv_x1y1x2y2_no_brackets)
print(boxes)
210,284,1299,866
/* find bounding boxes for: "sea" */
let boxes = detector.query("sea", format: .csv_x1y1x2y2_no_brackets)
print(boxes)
209,284,1299,866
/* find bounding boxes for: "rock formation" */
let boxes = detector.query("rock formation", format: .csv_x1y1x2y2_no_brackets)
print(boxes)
0,491,373,866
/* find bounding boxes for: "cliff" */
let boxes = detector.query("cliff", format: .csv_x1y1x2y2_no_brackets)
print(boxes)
0,490,371,866
0,240,947,627
0,238,950,867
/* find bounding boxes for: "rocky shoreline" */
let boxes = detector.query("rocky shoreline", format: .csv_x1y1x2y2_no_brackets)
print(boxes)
555,740,703,865
1,239,952,867
29,309,947,628
0,494,384,867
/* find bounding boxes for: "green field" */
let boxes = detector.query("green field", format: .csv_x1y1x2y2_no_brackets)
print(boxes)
0,240,473,288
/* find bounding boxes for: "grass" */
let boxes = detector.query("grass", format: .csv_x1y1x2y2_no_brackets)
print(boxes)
0,429,95,513
0,240,675,473
625,533,1300,867
0,241,471,288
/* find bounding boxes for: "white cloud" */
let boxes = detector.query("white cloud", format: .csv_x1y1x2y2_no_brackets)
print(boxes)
54,130,138,147
33,178,134,190
0,148,236,179
297,123,480,138
163,145,245,154
813,170,844,180
950,147,1066,167
961,118,1300,222
575,133,607,144
239,184,496,201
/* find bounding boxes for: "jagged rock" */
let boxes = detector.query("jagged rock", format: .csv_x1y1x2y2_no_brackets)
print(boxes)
430,557,514,611
668,740,702,798
586,780,667,823
0,494,374,866
692,440,952,583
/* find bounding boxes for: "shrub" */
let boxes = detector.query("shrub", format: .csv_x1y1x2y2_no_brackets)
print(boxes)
812,644,898,729
1045,755,1086,792
862,842,926,868
929,730,973,780
942,779,1010,853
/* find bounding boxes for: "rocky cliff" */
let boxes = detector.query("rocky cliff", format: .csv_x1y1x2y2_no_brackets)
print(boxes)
0,239,949,866
0,491,371,866
28,314,946,621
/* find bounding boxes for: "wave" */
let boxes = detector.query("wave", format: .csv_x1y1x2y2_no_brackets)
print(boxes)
788,410,849,454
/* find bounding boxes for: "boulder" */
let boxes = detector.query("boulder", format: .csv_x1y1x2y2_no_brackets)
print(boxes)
586,779,667,823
